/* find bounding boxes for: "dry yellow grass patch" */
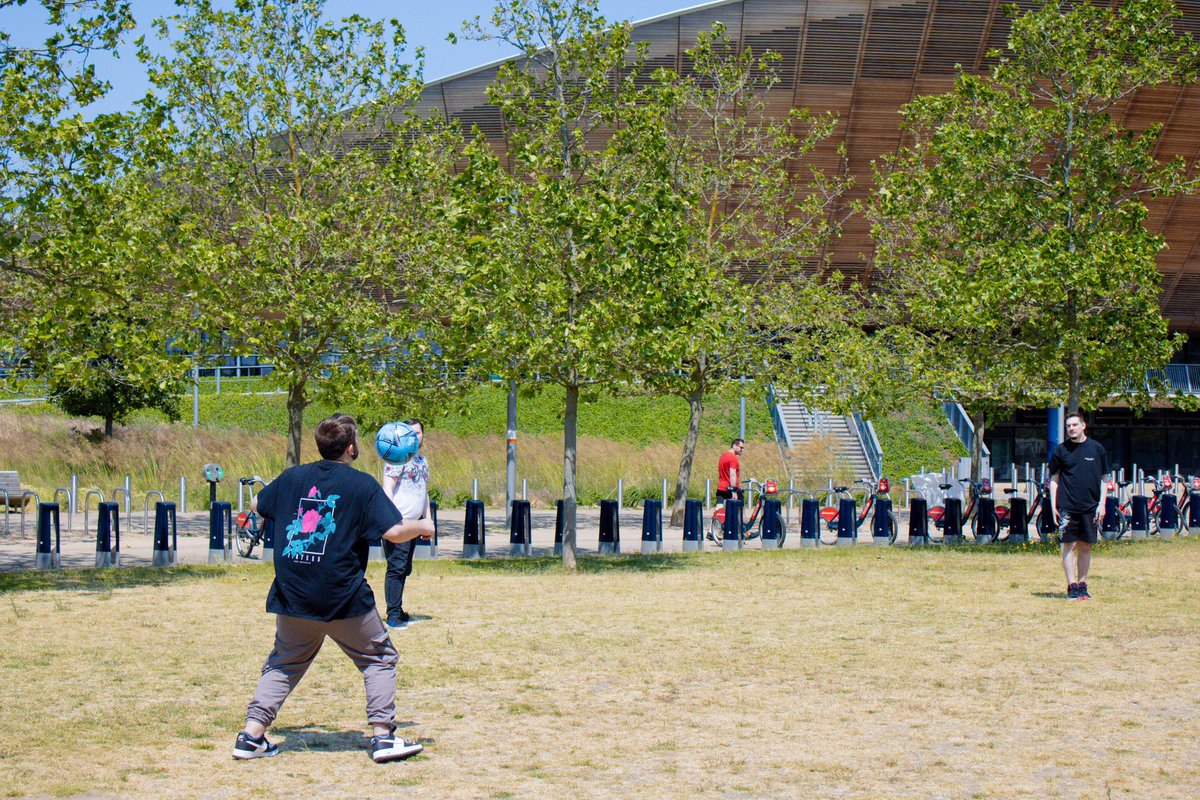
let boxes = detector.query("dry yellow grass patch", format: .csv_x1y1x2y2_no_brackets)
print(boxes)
1,540,1198,799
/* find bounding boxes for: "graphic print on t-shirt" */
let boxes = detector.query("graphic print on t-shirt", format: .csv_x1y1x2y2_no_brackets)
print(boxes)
282,485,340,562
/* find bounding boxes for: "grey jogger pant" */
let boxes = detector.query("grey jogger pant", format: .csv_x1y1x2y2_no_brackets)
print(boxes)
245,611,399,729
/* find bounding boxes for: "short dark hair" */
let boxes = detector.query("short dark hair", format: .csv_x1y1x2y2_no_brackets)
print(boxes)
315,413,358,460
731,438,745,447
1065,411,1086,425
403,417,423,430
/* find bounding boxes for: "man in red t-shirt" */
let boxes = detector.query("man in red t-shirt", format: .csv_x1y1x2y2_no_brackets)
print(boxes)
716,438,745,502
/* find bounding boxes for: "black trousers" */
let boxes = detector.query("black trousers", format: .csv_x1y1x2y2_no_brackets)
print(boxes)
382,538,415,619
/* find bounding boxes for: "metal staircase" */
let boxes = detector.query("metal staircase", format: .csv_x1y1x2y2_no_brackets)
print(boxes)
770,396,880,485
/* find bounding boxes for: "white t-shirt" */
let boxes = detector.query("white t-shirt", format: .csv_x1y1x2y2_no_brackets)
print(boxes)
383,454,429,521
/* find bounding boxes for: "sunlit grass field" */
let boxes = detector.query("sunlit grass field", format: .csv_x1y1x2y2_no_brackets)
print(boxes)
2,538,1197,798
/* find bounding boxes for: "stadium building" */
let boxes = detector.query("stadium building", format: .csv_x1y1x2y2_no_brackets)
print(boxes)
414,0,1200,479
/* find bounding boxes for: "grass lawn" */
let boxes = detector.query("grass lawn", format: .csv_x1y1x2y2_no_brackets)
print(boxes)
2,539,1198,798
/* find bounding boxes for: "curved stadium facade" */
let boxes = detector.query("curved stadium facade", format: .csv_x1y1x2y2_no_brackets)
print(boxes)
415,0,1200,474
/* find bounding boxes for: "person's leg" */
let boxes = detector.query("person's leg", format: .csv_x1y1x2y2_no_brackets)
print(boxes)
327,611,400,736
1061,540,1077,586
394,536,415,615
1076,541,1092,582
244,615,326,736
383,539,402,621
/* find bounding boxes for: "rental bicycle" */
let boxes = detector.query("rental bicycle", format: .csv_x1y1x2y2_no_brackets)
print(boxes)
234,476,268,557
708,479,787,546
818,478,897,544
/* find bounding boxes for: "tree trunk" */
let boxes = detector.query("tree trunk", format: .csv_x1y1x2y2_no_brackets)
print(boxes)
104,415,114,438
1067,351,1081,414
670,385,705,527
970,410,986,483
561,383,578,570
286,382,306,467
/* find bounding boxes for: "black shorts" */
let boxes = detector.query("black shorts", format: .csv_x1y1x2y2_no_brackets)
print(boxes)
1060,512,1098,544
716,488,741,502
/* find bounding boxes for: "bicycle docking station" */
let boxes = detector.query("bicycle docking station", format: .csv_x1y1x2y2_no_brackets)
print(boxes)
35,502,62,569
95,501,121,567
906,496,929,546
509,500,532,557
871,497,893,546
682,499,703,552
553,500,564,557
721,498,744,550
974,497,997,544
202,464,232,563
940,497,964,545
1130,495,1150,540
641,499,663,554
414,501,438,560
210,504,232,564
464,500,486,559
800,499,819,548
760,498,783,549
836,498,855,546
1190,486,1200,534
152,501,178,566
598,499,621,554
1158,493,1179,539
1101,496,1123,541
1006,497,1029,545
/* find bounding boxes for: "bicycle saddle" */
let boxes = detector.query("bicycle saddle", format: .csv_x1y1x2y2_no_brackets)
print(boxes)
1003,488,1019,495
938,483,952,490
1118,480,1132,487
833,486,849,493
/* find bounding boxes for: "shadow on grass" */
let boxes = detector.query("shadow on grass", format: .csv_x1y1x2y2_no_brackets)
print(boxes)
273,723,432,755
0,563,255,594
453,552,699,575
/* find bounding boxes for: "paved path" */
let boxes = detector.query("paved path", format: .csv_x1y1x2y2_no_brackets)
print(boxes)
0,504,914,572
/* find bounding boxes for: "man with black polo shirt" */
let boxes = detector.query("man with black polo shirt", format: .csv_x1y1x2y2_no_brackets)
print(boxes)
1049,411,1109,601
231,414,435,763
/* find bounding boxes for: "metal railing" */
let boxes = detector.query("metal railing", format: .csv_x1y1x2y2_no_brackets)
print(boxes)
942,401,991,459
1147,364,1200,395
851,413,883,482
765,385,794,450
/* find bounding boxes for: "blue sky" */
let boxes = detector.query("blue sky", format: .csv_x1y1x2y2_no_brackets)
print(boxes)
3,0,698,114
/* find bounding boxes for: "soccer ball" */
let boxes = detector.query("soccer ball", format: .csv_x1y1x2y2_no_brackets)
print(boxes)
375,421,419,463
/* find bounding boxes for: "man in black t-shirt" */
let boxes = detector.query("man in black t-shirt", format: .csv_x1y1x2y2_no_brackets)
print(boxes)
1048,411,1109,601
231,414,435,764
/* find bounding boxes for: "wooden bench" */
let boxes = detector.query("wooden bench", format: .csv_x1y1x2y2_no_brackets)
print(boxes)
0,471,32,511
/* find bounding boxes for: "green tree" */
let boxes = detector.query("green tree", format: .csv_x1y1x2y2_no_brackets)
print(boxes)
866,0,1200,476
1,2,188,427
647,25,850,524
447,0,698,568
142,0,447,465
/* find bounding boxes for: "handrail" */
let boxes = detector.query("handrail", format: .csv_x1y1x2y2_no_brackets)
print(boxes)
851,413,883,483
764,386,795,487
0,489,9,536
941,402,990,459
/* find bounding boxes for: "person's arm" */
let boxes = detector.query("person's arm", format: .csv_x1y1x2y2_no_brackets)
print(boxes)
382,516,435,543
1049,474,1059,522
382,472,397,498
730,460,740,495
1096,475,1108,524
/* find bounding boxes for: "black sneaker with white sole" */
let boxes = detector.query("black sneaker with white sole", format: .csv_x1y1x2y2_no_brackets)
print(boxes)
232,731,280,760
371,731,423,763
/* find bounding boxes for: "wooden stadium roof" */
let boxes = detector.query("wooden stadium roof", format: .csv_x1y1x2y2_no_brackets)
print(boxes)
414,0,1200,336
